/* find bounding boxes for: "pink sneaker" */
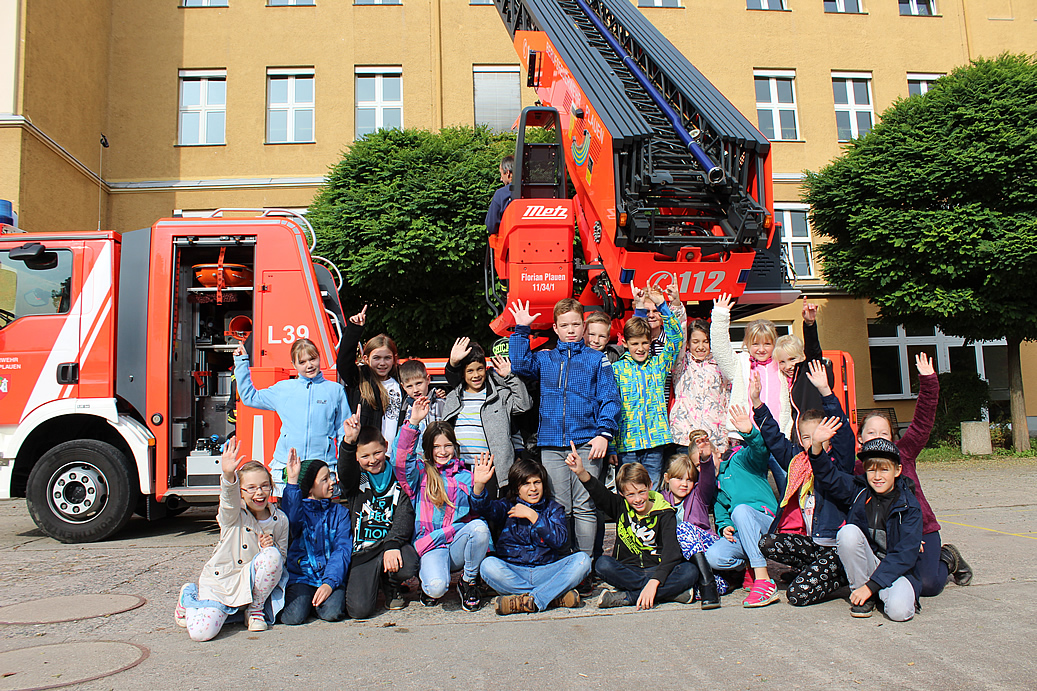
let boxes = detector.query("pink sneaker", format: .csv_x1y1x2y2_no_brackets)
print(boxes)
742,579,778,608
742,568,754,591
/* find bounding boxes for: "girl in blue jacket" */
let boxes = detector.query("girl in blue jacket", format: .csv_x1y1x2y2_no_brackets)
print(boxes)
472,457,591,615
234,339,351,495
278,449,353,625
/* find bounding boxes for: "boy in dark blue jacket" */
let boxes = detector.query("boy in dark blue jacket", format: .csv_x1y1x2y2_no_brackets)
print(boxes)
279,450,353,624
808,428,923,622
472,457,591,615
754,361,854,607
508,298,622,558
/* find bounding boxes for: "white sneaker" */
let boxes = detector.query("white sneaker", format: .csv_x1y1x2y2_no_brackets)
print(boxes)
174,584,189,628
246,605,267,632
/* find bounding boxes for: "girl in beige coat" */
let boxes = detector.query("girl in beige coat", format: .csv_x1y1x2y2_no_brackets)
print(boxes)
174,438,289,641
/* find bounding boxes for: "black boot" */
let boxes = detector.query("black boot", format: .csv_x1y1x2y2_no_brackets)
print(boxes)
942,544,973,586
693,552,721,610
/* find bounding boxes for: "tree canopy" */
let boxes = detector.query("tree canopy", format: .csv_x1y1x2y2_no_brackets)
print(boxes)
308,126,516,356
803,53,1037,449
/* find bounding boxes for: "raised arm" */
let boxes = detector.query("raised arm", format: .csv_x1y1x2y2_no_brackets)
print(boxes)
659,299,685,374
507,301,542,378
802,302,823,363
898,355,939,468
392,404,426,501
490,357,532,415
233,351,279,411
335,306,367,389
709,295,738,383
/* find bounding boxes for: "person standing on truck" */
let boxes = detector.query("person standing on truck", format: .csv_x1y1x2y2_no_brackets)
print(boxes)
485,155,514,236
234,338,351,496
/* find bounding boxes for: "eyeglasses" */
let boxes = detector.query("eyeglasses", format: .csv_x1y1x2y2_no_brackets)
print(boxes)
241,484,272,495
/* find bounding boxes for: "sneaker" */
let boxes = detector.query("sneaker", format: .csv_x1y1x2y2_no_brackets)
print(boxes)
385,587,407,611
174,583,189,628
597,590,629,609
850,597,878,618
549,589,581,609
458,579,482,612
576,575,595,596
742,568,754,591
245,604,267,632
943,544,973,586
420,591,440,608
495,594,537,615
742,579,779,608
672,588,695,604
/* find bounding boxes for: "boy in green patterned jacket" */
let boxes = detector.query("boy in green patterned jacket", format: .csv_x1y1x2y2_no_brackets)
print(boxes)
612,284,684,489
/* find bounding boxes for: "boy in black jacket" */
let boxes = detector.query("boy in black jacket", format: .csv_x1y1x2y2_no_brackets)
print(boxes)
339,416,418,619
564,446,697,610
808,426,923,622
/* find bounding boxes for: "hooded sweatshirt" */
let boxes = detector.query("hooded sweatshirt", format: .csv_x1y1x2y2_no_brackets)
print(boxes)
280,483,352,589
713,425,777,532
581,475,682,585
393,422,476,556
234,353,351,479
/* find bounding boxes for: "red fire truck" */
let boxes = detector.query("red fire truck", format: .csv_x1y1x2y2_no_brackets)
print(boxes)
0,210,348,542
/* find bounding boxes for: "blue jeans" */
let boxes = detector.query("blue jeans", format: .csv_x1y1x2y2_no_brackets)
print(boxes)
418,519,491,598
595,556,698,604
705,504,773,571
617,447,665,490
480,552,592,611
541,445,602,557
279,583,346,625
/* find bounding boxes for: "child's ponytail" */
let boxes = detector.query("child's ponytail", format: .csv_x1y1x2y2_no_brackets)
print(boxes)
360,334,400,410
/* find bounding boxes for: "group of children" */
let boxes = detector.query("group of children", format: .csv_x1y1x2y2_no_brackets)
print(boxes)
175,289,974,641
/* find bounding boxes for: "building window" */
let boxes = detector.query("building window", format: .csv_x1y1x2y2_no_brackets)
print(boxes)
178,70,226,146
269,0,314,4
182,0,228,6
899,0,935,15
832,73,873,141
267,68,315,144
355,0,400,5
907,72,943,96
639,0,680,6
729,323,793,347
867,322,1008,399
823,0,862,11
754,71,799,141
747,0,785,9
469,0,494,4
775,205,814,279
355,68,403,139
473,67,521,133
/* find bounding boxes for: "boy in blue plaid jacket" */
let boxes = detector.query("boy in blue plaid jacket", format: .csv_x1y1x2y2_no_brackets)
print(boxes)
508,298,622,558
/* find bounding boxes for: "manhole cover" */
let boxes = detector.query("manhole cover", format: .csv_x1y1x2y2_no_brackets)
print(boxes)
0,595,145,625
0,641,148,691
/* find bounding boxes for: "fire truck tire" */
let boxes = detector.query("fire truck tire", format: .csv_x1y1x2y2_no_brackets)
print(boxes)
26,440,140,544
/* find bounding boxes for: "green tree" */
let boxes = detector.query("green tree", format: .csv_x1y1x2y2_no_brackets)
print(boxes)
803,53,1037,452
308,126,516,357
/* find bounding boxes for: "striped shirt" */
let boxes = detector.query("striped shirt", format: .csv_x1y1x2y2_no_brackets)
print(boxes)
454,390,489,462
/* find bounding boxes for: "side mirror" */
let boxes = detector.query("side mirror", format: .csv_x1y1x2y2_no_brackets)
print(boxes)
9,243,44,261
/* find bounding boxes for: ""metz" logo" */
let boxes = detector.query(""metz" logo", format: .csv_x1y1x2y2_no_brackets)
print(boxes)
522,205,569,220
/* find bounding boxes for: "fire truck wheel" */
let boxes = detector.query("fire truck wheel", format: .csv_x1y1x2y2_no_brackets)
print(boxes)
26,440,140,543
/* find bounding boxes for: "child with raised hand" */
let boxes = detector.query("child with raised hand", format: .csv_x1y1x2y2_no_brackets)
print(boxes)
508,298,622,558
471,455,591,615
670,317,731,457
397,359,445,437
279,448,353,625
395,395,490,611
809,424,924,621
753,360,854,606
661,437,724,609
442,338,532,485
710,293,789,491
640,281,688,406
564,446,696,610
773,302,832,427
704,404,780,608
174,438,288,641
234,338,350,495
855,352,972,595
613,284,685,489
336,305,405,445
339,415,418,618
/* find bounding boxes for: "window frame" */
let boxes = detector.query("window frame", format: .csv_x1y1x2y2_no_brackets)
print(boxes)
638,0,682,7
355,67,404,140
728,322,794,349
178,69,227,147
0,248,75,324
867,322,1007,400
899,0,936,16
354,0,401,5
266,67,316,145
907,72,943,97
181,0,228,6
832,71,874,142
268,0,315,5
753,70,800,142
774,203,815,280
823,0,863,12
746,0,786,9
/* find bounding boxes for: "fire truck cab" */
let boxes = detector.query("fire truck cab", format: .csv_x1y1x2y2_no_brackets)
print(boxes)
0,211,345,542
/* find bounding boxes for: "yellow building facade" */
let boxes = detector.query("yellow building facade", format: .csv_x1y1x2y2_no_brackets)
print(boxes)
2,0,1035,428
